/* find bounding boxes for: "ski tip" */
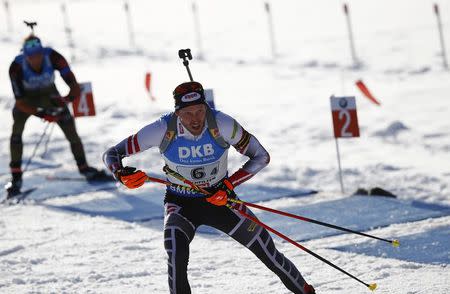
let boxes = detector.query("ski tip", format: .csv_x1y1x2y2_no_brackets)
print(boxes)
368,283,377,291
392,239,400,247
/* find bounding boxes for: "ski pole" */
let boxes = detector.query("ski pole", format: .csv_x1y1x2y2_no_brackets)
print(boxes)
163,165,210,194
156,167,378,291
233,205,377,291
178,48,194,81
145,175,203,196
228,198,399,247
146,175,174,186
144,171,199,191
41,123,55,159
23,122,51,173
164,166,398,247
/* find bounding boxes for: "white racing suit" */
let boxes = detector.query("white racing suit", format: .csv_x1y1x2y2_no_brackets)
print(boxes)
103,108,311,294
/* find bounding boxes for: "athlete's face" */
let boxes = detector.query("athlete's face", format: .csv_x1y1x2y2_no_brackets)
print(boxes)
26,53,44,72
176,104,207,136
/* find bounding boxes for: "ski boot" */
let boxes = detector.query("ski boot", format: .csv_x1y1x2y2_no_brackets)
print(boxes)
5,172,23,199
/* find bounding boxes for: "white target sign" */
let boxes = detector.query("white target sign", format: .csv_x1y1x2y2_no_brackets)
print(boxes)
73,82,96,117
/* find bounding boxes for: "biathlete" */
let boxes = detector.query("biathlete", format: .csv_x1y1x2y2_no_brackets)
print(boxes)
103,81,316,294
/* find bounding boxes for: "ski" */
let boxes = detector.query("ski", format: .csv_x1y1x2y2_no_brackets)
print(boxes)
1,187,38,205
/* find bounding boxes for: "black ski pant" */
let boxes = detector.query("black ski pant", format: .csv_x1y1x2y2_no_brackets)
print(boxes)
9,106,87,172
163,194,309,294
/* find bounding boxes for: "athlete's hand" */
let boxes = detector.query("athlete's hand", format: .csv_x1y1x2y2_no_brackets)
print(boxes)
115,166,147,189
51,87,79,106
206,178,236,206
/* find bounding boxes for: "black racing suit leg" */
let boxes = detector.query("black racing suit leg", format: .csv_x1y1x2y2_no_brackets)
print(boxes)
55,107,88,167
9,107,31,173
204,202,310,294
163,201,197,294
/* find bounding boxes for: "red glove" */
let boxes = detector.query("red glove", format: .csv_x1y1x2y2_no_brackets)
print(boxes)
115,166,147,189
206,190,228,206
206,178,236,206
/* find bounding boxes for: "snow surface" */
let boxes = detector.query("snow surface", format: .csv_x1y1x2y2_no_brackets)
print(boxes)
1,0,449,293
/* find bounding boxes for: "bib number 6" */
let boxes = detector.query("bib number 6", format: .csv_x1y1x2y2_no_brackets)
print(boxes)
191,167,206,179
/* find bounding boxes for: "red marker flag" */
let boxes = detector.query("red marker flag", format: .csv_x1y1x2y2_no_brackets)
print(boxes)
145,72,151,91
145,72,155,100
355,80,380,106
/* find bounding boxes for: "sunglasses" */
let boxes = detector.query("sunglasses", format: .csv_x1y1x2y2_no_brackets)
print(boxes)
24,38,42,49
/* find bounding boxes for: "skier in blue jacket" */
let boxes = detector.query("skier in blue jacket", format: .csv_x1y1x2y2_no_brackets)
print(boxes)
6,35,105,198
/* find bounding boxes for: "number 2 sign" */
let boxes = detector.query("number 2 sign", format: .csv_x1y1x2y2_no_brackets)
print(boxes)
73,82,96,117
330,96,360,138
